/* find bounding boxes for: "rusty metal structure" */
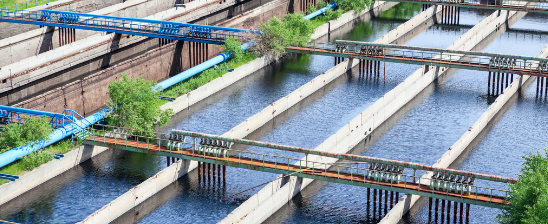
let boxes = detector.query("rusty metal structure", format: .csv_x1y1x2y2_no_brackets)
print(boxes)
387,0,547,13
285,40,548,78
83,124,517,209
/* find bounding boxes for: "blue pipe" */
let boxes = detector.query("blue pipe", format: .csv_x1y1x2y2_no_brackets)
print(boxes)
0,4,333,169
0,105,73,120
303,2,337,20
41,10,262,33
0,107,110,168
156,42,254,91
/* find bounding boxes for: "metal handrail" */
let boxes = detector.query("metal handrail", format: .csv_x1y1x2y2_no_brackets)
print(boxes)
84,124,513,205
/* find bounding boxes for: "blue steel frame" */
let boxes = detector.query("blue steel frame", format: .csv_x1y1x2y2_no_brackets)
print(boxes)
0,9,260,45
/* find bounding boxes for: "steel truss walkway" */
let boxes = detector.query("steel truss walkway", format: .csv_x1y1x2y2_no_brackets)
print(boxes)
83,125,517,209
382,0,548,13
0,9,259,44
285,40,548,78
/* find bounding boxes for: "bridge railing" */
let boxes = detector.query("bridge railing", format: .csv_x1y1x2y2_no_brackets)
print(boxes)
0,9,256,44
380,0,548,12
284,39,548,76
84,124,513,206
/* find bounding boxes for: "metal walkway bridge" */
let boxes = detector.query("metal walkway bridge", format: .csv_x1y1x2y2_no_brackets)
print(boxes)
83,124,517,209
383,0,548,13
286,40,548,78
0,9,259,44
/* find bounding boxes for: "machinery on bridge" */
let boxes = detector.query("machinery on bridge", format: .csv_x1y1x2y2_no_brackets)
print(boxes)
286,39,548,77
84,124,517,209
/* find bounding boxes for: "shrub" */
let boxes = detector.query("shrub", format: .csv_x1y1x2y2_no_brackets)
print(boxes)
498,149,548,223
252,13,314,56
20,151,54,171
106,74,173,135
223,37,244,62
0,116,53,153
333,0,373,13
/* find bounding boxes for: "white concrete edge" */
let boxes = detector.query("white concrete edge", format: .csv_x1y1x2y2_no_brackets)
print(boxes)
0,144,109,206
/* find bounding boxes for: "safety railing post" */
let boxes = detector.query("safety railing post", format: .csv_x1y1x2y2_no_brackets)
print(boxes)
193,137,196,156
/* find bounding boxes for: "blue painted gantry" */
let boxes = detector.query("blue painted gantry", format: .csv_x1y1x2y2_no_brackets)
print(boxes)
0,9,261,45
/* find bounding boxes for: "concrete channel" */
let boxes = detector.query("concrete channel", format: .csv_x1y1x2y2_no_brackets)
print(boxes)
381,16,548,224
0,1,545,224
218,5,514,223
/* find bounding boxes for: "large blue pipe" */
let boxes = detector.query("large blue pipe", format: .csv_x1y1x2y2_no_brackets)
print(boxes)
0,5,332,169
303,2,337,20
0,108,110,168
156,42,254,90
0,105,74,120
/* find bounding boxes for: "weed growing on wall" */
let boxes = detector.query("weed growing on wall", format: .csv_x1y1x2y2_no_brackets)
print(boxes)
20,151,54,171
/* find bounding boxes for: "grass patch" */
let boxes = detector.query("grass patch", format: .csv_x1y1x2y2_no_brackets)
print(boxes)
0,0,60,10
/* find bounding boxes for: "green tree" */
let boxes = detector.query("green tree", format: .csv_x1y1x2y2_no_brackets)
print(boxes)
0,116,53,153
223,37,244,61
253,13,314,56
106,74,173,135
498,149,548,223
333,0,373,13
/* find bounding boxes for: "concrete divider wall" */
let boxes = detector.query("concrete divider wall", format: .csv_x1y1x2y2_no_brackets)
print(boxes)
379,7,539,223
0,0,125,40
0,144,109,206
